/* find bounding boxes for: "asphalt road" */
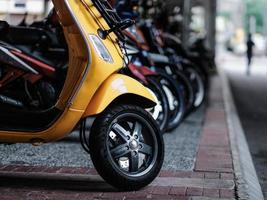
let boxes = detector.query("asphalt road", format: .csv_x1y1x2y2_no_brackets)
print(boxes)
222,53,267,198
0,106,205,171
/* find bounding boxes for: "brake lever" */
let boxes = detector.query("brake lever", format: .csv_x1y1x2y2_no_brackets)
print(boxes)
119,19,135,30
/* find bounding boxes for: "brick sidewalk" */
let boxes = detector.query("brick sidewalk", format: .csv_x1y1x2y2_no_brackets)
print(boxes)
0,76,237,200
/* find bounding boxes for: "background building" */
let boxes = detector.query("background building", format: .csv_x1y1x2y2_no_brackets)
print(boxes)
162,0,216,55
217,0,267,55
0,0,52,24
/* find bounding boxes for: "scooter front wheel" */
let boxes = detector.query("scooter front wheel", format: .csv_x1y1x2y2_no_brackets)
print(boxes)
89,104,164,191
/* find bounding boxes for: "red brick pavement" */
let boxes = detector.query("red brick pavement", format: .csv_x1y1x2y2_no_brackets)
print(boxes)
0,77,237,200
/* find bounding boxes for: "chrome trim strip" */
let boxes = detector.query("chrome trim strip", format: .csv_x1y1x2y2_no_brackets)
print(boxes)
146,52,170,64
0,46,39,74
0,41,23,53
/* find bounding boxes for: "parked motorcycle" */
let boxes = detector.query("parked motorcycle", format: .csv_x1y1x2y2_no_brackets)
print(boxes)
139,19,206,110
132,0,210,117
121,25,186,131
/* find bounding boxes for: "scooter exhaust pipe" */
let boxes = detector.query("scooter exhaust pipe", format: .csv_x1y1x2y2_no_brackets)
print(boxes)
0,94,24,108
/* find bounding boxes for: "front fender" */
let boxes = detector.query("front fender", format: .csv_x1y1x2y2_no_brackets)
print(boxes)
83,74,157,116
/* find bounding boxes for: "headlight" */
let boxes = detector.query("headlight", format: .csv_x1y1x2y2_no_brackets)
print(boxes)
88,34,113,63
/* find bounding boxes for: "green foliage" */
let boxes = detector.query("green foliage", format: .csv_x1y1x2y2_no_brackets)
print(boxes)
245,0,264,33
218,11,231,20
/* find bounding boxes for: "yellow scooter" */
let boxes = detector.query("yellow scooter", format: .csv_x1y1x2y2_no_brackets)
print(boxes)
0,0,164,190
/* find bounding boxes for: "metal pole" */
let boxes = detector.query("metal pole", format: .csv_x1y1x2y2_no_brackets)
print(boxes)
210,0,217,55
204,0,216,56
263,0,267,36
182,0,192,49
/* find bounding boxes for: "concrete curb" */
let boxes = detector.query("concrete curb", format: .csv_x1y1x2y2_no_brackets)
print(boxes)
219,67,264,200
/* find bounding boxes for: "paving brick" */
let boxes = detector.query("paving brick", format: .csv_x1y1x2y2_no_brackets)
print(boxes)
220,173,234,180
159,171,177,177
0,190,29,200
1,197,18,200
197,160,232,167
53,191,81,199
203,188,219,198
75,193,96,200
196,157,233,164
27,166,47,173
169,187,187,196
102,192,127,199
196,157,233,167
87,168,98,175
148,194,181,200
24,191,56,200
220,189,235,198
73,167,91,174
134,186,154,197
152,186,171,195
57,167,76,174
197,147,231,156
195,167,233,173
118,191,136,198
130,192,147,198
190,172,204,179
186,187,203,196
42,167,61,173
0,164,8,170
12,165,33,172
197,153,233,161
203,131,226,137
195,162,233,173
159,171,193,178
174,171,192,178
0,165,19,171
204,172,220,179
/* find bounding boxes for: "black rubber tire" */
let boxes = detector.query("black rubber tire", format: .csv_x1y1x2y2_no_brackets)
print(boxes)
189,58,210,89
173,70,195,113
36,80,56,108
89,104,164,191
146,75,169,133
155,72,186,131
155,65,194,115
183,66,206,108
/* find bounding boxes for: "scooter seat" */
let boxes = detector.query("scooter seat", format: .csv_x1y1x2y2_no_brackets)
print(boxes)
0,21,9,34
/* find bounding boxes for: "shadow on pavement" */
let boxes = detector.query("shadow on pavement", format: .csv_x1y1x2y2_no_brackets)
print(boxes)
0,173,117,192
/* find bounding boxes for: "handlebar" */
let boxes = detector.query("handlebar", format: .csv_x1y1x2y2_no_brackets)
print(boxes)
91,0,135,40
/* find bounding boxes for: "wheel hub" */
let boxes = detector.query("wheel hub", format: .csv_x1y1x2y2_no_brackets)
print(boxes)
129,139,138,150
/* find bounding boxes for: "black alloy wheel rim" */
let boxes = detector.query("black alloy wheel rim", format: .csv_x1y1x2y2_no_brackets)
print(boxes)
106,113,158,177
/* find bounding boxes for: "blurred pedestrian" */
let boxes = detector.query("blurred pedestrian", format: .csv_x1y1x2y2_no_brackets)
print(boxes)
246,33,255,75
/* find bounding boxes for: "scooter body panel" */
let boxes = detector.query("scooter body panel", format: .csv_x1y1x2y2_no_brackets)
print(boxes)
84,73,156,116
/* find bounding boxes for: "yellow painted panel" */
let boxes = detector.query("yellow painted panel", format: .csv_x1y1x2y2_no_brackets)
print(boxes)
84,74,156,116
